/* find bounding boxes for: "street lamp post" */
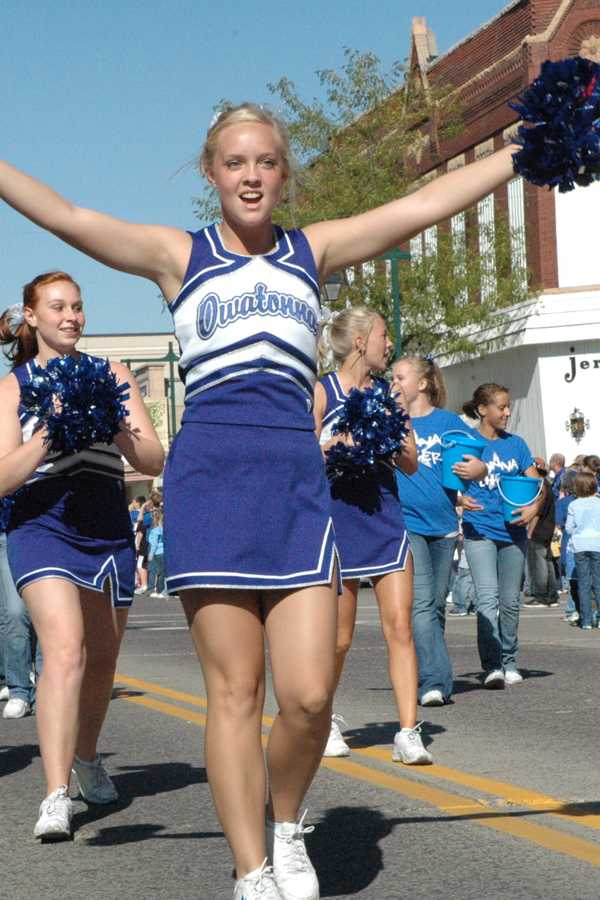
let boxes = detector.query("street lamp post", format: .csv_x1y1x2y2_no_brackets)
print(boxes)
323,252,409,356
123,340,180,444
379,248,410,357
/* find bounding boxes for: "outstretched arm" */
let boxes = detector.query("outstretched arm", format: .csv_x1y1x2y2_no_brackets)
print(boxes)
304,144,517,278
0,161,191,299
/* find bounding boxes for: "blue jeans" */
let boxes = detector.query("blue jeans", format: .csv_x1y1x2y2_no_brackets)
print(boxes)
0,533,42,703
453,566,476,614
408,532,455,702
148,554,165,594
464,536,525,674
574,551,600,628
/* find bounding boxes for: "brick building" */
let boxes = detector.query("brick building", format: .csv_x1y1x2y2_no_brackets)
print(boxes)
408,0,600,458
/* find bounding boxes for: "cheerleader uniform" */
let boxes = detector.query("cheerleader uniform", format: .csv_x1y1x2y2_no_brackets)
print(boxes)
6,355,135,607
319,371,409,580
163,224,338,593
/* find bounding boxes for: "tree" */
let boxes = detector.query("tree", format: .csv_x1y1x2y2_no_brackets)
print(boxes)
194,49,531,359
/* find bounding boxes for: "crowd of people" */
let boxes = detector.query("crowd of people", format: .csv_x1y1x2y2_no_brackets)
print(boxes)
0,98,598,900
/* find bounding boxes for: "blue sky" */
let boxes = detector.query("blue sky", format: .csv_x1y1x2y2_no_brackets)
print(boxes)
1,0,511,334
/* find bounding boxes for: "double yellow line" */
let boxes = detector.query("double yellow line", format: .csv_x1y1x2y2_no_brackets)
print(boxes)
115,673,600,866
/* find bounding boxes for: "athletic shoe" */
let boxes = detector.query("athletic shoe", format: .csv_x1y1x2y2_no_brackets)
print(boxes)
3,698,30,718
504,669,523,685
420,689,445,707
582,624,593,631
322,714,350,758
150,592,163,599
483,669,505,689
33,785,73,841
545,600,559,608
0,685,9,701
234,860,282,900
72,754,118,804
266,810,319,900
524,598,545,607
447,607,468,617
565,612,579,624
134,587,146,595
392,723,433,765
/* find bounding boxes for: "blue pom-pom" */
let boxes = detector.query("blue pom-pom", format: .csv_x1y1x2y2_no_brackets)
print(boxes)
21,355,130,454
510,56,600,192
0,496,13,531
325,380,410,480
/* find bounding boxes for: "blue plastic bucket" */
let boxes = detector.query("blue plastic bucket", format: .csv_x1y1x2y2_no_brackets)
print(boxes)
440,430,486,491
498,474,543,522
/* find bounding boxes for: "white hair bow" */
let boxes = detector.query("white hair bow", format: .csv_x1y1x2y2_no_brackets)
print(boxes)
5,303,24,337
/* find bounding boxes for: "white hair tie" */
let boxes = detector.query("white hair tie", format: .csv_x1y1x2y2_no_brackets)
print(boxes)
5,303,24,337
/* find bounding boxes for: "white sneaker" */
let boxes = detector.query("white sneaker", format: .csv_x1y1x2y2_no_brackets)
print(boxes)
3,697,30,718
150,592,163,599
134,587,146,595
483,669,505,690
420,689,444,707
322,714,350,758
392,723,433,765
234,859,282,900
266,810,319,900
72,754,118,804
504,669,524,685
0,685,9,701
33,785,73,841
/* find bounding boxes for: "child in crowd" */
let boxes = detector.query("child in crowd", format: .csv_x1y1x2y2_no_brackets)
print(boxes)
565,470,600,630
554,467,579,624
147,509,166,599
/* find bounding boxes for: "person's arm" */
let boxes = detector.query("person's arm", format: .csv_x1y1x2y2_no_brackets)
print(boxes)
304,145,517,278
565,506,576,535
313,381,327,440
0,161,191,298
453,456,487,482
112,362,165,477
0,374,50,497
392,423,418,475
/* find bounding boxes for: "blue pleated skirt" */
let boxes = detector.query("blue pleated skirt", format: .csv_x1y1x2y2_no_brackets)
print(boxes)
7,474,136,607
163,422,339,593
329,462,410,580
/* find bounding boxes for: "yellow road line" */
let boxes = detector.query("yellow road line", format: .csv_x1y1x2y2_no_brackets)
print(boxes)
115,683,600,868
115,674,600,844
356,747,600,830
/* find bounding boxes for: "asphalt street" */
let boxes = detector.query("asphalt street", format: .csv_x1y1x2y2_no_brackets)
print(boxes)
2,590,600,900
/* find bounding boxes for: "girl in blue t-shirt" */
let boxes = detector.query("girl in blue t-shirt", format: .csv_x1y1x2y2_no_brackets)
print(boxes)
461,383,542,688
391,357,486,706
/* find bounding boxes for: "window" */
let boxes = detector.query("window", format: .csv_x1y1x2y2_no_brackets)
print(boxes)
507,176,527,292
477,193,496,300
451,212,468,305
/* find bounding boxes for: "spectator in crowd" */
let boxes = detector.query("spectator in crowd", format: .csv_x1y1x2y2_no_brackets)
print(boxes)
0,496,42,718
549,453,565,499
583,456,600,493
448,537,476,617
555,467,580,624
566,470,600,630
135,514,150,594
129,495,145,531
147,508,165,598
524,460,559,609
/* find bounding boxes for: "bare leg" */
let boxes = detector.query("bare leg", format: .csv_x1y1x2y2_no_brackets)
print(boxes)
264,581,338,823
76,587,129,761
332,579,359,693
181,590,266,878
23,579,86,794
372,557,418,729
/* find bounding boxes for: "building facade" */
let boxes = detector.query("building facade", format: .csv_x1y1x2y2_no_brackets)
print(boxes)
78,331,183,497
408,0,600,459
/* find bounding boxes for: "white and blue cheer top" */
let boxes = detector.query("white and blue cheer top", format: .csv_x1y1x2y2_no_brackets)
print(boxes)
169,224,321,430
